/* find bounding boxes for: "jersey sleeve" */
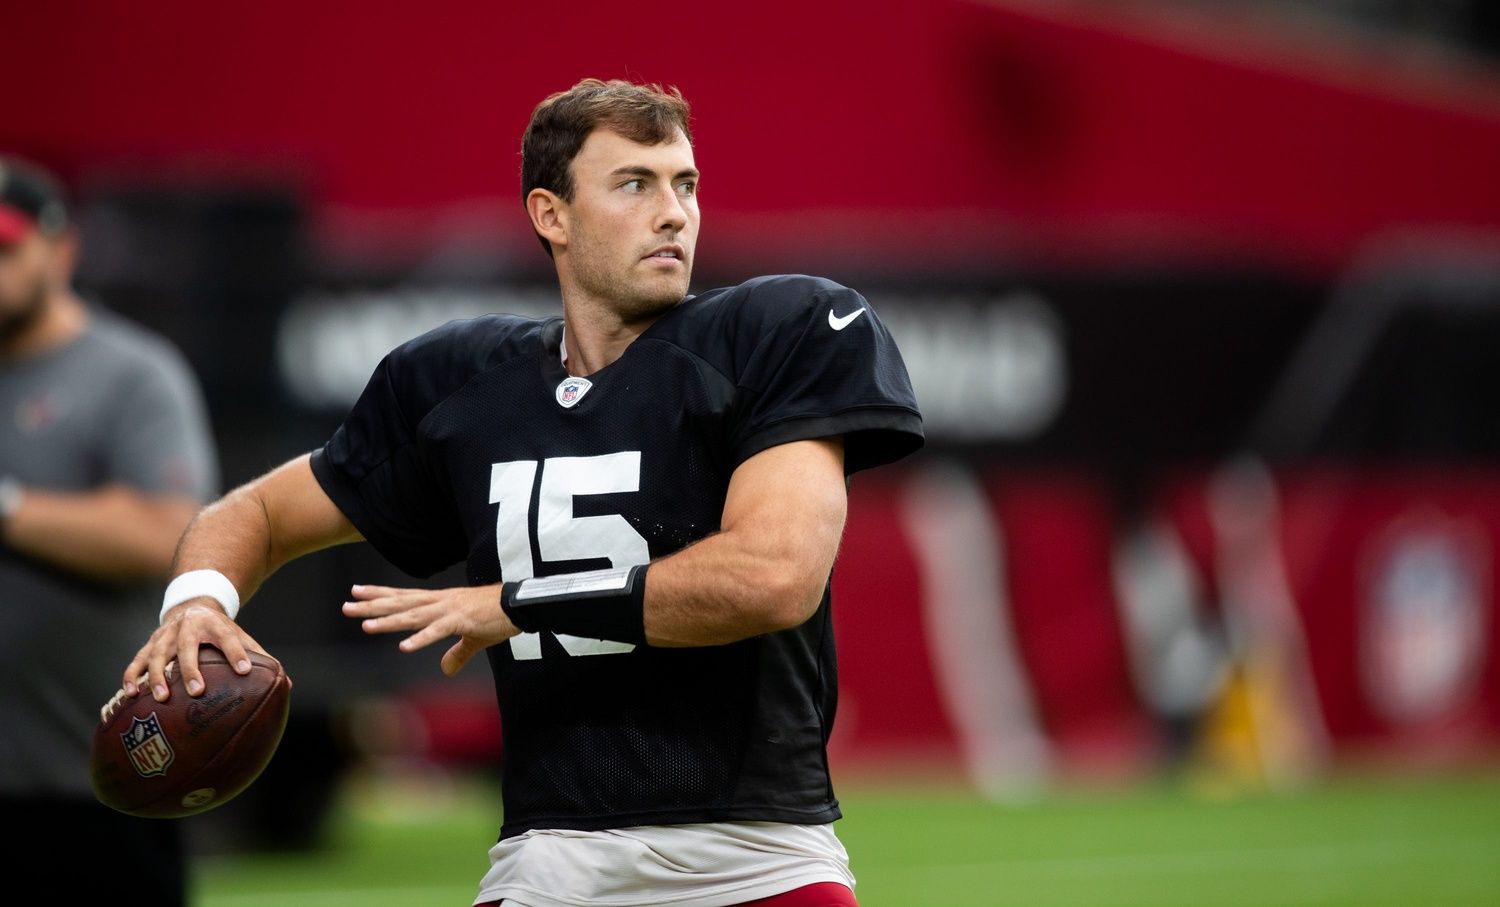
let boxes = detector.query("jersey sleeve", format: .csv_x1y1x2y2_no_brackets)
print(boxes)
729,276,923,473
309,333,470,579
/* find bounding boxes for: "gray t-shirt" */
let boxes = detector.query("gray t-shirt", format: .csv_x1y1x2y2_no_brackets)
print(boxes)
0,307,217,798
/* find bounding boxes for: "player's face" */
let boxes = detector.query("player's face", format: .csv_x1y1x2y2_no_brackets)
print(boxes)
561,127,699,321
0,231,52,341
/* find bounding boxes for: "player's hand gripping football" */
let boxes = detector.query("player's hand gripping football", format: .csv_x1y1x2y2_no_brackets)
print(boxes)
122,599,270,702
343,583,517,676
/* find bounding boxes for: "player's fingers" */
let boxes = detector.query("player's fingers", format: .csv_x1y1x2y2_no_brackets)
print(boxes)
213,630,256,680
123,652,150,697
350,583,411,600
440,638,484,677
396,617,455,654
123,630,166,697
173,608,258,695
241,629,284,690
146,635,176,702
342,592,427,618
178,631,208,697
358,601,443,635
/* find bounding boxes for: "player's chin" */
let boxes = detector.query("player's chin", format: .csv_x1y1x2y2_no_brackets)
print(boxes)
620,274,689,318
656,268,690,296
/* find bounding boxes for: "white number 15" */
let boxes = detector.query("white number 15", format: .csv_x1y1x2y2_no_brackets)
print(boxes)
489,451,649,660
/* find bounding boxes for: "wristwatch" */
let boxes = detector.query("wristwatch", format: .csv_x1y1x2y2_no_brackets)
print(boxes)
0,476,25,529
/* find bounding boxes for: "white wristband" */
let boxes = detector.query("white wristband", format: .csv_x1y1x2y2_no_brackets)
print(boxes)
161,569,241,624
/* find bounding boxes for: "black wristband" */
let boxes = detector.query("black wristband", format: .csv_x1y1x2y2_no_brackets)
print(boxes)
500,564,649,646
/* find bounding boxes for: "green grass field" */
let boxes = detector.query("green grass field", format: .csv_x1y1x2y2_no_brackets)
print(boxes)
195,771,1500,906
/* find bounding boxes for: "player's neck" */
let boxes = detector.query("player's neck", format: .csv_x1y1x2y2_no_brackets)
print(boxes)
0,290,88,361
559,299,662,377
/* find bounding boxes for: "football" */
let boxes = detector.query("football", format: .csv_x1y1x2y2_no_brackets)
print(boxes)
91,646,292,818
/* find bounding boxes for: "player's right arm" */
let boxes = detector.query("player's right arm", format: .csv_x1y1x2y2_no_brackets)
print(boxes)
121,453,362,703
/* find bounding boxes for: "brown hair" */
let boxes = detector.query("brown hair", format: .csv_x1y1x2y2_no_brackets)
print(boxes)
521,78,693,256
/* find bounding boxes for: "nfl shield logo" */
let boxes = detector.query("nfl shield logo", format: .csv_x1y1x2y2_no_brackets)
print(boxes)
122,713,175,778
555,376,592,409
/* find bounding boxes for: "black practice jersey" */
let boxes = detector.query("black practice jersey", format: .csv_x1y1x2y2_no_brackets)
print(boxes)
311,274,923,837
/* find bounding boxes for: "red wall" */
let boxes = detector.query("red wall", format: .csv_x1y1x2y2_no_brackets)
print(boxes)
829,465,1500,778
6,1,1500,273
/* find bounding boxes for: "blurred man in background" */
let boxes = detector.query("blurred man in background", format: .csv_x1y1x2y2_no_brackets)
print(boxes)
0,158,218,902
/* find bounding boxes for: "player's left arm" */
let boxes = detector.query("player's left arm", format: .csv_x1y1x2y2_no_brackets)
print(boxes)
640,436,846,646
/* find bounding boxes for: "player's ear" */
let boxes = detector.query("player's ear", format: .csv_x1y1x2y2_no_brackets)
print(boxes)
526,189,568,252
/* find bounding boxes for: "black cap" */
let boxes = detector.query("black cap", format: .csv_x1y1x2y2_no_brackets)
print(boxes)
0,158,69,246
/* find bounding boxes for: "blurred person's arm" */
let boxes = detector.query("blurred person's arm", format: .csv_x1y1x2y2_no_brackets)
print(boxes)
123,453,362,700
0,485,199,582
0,324,218,584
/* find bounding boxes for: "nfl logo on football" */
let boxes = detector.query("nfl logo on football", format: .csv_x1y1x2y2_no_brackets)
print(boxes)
122,713,175,778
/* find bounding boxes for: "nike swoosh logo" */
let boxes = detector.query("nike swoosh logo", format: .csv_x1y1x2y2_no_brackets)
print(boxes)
828,308,867,331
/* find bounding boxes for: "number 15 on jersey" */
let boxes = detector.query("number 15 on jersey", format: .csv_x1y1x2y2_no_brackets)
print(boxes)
490,451,649,659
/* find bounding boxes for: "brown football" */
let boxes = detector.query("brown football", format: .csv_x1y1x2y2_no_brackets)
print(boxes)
91,646,291,818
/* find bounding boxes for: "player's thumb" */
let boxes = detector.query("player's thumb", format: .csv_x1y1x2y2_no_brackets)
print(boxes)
441,638,483,677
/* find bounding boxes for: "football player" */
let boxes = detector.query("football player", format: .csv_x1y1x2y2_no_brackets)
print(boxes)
122,78,922,907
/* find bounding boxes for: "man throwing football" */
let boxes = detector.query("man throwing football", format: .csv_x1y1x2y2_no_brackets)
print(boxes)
123,79,922,907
